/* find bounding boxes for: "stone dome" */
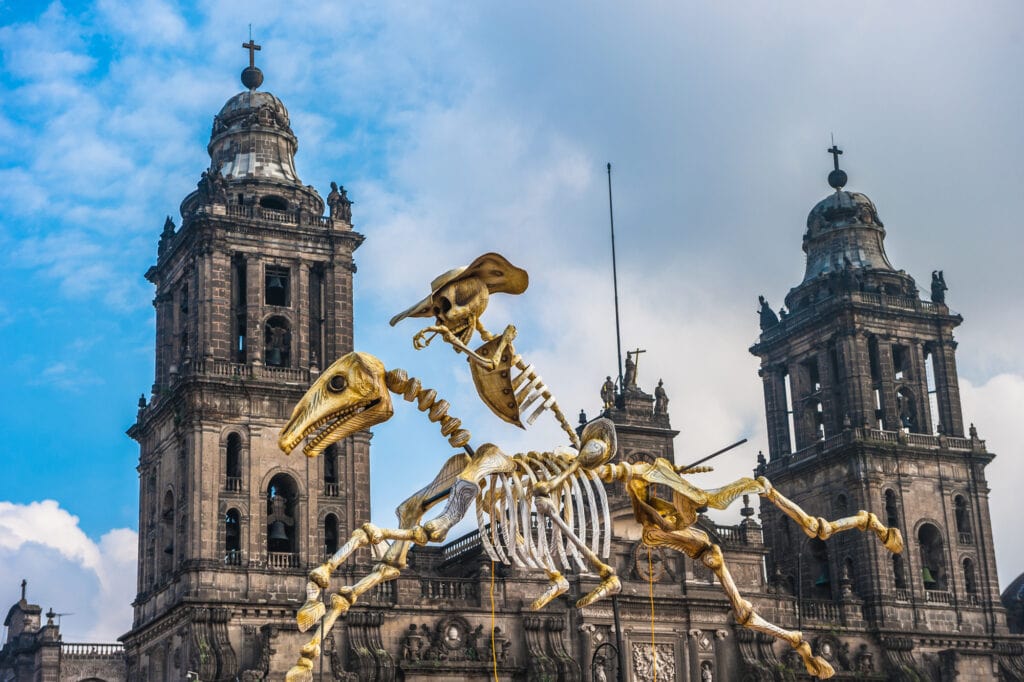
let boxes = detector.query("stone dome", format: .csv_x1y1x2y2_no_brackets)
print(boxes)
207,85,300,184
216,90,290,126
801,189,895,282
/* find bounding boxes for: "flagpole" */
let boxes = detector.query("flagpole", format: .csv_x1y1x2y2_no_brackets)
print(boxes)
607,163,624,389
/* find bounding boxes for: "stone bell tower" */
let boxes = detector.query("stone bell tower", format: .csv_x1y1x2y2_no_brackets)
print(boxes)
123,44,368,681
749,148,1020,679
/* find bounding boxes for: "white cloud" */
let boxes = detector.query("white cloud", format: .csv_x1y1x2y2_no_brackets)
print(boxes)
960,373,1024,589
0,500,137,642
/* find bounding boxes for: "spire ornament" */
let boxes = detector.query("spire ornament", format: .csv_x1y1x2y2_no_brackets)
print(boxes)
241,36,263,90
827,140,847,190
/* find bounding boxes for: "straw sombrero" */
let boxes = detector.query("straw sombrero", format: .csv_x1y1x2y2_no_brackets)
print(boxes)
389,253,528,326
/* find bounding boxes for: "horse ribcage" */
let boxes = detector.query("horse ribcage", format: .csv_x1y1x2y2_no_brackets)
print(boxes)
475,453,611,572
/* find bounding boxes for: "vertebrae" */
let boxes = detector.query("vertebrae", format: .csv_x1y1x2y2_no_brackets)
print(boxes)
384,369,472,448
510,353,580,448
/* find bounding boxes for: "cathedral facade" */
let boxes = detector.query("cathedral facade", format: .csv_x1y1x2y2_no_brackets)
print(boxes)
3,53,1024,681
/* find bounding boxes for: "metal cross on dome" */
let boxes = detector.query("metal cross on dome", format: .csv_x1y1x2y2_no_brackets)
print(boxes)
243,38,261,68
828,143,843,170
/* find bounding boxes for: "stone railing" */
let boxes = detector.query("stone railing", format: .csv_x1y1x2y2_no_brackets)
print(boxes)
442,528,485,563
755,291,944,346
188,359,310,385
62,643,125,657
324,482,340,497
419,577,480,605
224,550,242,566
770,426,983,473
713,524,747,545
895,588,912,602
924,589,953,605
958,531,974,545
226,477,242,492
216,203,335,229
367,580,396,605
964,593,980,607
798,599,839,622
268,552,299,569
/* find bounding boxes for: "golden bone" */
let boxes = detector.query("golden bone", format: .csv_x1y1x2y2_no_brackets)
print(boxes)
599,459,904,680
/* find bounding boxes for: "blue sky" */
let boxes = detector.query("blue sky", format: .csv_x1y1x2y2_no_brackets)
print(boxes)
2,1,1023,641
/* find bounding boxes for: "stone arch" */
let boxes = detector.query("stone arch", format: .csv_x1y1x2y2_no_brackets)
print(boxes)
265,472,300,556
916,521,948,591
953,493,972,540
263,313,293,367
224,507,242,565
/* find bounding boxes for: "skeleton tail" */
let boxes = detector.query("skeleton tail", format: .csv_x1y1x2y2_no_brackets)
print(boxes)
385,369,472,448
477,454,610,572
510,355,581,448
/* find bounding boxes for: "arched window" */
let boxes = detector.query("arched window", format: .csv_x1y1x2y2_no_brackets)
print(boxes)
880,489,897,524
161,491,175,578
324,444,339,496
324,514,339,558
809,538,831,597
225,509,241,565
226,433,242,491
892,554,908,590
918,523,947,591
835,494,849,517
954,495,972,543
963,558,978,597
267,474,298,566
264,316,291,367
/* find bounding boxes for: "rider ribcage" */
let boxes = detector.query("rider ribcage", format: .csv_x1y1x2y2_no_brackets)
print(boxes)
476,453,611,572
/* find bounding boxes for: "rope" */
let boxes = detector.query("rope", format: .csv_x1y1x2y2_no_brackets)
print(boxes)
490,560,499,682
648,545,657,682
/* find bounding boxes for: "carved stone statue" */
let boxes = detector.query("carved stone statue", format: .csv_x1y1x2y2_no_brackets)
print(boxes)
701,660,713,681
601,376,616,409
623,355,637,388
931,270,947,304
758,295,779,330
328,181,353,222
198,165,228,204
654,379,669,415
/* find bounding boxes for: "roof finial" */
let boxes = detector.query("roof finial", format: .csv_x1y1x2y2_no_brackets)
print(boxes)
21,578,27,601
241,29,264,90
827,134,847,190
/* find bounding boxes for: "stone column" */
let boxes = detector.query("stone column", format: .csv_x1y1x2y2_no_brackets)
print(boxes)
816,347,837,438
296,260,310,369
874,338,900,430
909,341,933,434
931,340,965,437
837,330,875,429
246,258,263,365
761,365,792,459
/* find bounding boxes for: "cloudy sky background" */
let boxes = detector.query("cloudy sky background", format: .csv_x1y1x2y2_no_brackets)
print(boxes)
1,1,1023,641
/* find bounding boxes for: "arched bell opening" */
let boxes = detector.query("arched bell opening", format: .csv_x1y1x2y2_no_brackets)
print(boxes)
918,523,947,591
267,474,299,559
264,315,291,367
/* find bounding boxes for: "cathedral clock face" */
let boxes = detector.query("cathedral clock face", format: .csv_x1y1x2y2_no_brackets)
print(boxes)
633,542,667,583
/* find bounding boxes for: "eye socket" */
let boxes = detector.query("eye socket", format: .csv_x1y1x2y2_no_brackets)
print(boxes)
327,374,348,392
439,297,453,313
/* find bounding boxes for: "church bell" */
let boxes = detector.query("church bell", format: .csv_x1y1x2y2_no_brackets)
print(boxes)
814,567,831,586
267,347,283,365
922,566,937,587
269,520,289,543
163,542,174,555
268,275,286,292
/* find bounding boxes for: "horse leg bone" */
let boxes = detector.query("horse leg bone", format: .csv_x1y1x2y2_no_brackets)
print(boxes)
533,495,620,608
757,477,903,552
644,525,834,679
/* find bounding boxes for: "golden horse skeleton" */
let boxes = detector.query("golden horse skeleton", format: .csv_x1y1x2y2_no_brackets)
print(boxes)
276,254,904,680
278,351,903,681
